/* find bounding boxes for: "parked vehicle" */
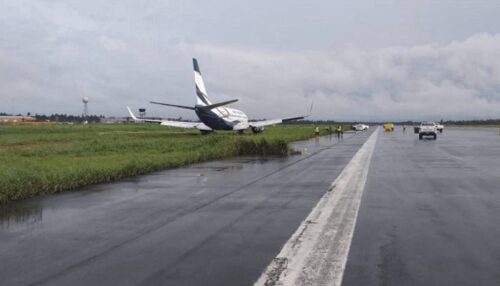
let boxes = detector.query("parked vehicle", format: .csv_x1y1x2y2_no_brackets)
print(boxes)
384,123,394,132
353,124,369,131
419,122,437,140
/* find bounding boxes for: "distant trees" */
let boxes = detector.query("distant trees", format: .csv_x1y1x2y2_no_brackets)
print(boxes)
285,119,500,126
441,119,500,126
2,111,500,125
0,112,99,123
33,114,104,123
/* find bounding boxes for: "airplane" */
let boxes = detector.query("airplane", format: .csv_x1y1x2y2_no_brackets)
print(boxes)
127,58,310,134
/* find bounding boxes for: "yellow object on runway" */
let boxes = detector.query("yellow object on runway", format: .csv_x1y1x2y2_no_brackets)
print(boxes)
384,123,394,132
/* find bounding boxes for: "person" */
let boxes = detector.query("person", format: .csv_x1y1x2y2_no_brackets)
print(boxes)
328,125,333,140
314,126,320,136
403,125,406,133
336,125,343,139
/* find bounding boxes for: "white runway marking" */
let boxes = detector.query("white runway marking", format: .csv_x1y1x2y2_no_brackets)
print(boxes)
254,128,379,286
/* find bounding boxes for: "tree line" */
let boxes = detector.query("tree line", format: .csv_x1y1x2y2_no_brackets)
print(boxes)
287,119,500,126
0,112,104,123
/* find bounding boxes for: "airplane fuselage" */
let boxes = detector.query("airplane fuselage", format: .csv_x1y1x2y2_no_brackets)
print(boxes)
195,106,249,130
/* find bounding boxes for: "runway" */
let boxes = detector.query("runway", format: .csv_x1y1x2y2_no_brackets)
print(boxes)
2,127,499,286
342,127,500,286
0,131,372,286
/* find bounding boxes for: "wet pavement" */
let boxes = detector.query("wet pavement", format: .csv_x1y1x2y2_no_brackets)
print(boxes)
342,127,500,286
0,131,372,286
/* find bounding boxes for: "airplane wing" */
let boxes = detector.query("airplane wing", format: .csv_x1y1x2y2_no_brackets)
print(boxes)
249,115,307,128
158,120,212,130
127,107,212,131
249,103,313,128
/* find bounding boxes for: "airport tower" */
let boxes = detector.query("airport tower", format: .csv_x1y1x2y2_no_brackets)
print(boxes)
82,96,89,118
139,108,146,118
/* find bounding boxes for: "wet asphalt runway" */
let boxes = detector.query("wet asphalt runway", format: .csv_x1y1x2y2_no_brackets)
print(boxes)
2,127,499,286
0,131,372,286
342,127,500,286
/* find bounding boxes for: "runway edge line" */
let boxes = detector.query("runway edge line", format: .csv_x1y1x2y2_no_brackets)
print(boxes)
254,128,379,286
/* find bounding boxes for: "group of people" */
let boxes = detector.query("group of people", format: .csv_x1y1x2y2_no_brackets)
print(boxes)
315,125,343,138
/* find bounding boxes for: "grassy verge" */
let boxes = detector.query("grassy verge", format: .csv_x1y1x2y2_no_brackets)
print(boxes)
0,123,343,203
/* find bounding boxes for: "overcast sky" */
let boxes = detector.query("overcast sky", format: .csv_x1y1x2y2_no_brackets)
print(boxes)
1,0,500,121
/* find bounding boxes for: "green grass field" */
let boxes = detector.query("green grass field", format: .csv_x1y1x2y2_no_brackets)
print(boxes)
0,123,345,203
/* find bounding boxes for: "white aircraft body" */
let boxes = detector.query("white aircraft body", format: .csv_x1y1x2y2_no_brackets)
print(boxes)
128,58,310,133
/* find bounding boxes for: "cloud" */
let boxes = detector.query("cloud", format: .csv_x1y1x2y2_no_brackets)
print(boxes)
0,0,499,121
183,33,500,121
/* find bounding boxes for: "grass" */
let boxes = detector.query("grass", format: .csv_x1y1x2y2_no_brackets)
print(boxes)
0,123,345,203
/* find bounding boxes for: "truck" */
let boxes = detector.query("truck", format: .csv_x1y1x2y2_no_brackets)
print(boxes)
418,122,437,140
383,123,394,132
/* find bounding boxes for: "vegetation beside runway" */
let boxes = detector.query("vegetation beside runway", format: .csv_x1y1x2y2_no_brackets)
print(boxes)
0,123,348,203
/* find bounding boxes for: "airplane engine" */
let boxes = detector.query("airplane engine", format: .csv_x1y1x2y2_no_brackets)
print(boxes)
251,126,265,133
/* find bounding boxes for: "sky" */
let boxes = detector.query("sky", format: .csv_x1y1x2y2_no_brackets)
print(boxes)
1,0,500,121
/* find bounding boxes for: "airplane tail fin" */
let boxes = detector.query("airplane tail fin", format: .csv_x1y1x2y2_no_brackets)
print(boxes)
127,106,140,121
193,58,212,106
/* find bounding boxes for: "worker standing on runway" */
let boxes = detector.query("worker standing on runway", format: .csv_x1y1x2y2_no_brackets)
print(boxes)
337,125,343,139
315,126,320,136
